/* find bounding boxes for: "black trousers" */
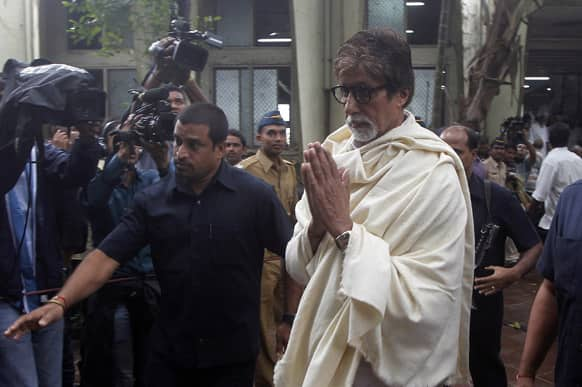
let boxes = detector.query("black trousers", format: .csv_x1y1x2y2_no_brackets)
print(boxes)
145,353,255,387
470,293,507,387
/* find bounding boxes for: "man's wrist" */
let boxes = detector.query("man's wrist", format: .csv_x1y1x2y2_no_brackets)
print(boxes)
307,222,325,239
330,221,353,239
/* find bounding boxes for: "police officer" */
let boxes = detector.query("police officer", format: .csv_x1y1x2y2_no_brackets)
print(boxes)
239,110,302,387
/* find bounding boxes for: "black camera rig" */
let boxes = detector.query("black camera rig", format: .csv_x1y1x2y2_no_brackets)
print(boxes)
149,16,223,73
118,87,176,145
500,116,530,145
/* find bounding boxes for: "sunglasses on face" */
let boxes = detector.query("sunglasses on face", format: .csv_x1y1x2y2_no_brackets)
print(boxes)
330,84,387,105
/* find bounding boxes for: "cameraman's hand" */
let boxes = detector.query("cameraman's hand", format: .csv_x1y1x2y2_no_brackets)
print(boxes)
149,37,190,86
120,114,137,132
143,141,170,175
51,129,70,150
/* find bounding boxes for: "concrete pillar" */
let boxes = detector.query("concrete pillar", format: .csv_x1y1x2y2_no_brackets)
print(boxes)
291,0,327,147
484,19,528,139
291,0,366,148
0,0,40,65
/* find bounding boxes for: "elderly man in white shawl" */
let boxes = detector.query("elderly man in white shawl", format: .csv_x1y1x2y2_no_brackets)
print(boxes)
274,28,474,387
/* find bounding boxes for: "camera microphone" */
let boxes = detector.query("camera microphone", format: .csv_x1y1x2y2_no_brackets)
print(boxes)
138,87,170,104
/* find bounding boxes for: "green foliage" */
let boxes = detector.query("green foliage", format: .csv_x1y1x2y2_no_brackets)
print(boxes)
62,0,219,57
63,0,140,55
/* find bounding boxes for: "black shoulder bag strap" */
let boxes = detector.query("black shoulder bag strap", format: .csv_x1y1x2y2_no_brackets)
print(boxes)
484,179,492,223
475,179,497,269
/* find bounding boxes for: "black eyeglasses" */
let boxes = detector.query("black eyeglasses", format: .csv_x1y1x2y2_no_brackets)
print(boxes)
330,84,387,105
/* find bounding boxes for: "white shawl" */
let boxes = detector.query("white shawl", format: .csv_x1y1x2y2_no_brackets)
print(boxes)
274,113,474,387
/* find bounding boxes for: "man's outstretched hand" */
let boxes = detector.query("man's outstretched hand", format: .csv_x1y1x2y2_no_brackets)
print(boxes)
3,303,64,340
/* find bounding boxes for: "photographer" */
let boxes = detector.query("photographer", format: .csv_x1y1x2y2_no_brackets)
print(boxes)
142,37,208,104
0,120,101,387
81,117,169,387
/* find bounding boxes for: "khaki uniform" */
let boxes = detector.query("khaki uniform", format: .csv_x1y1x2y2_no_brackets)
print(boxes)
239,149,297,387
483,157,507,186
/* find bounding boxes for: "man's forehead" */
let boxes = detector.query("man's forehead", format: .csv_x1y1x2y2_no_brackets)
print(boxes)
262,124,286,132
226,135,242,144
337,67,380,86
168,90,185,100
175,121,209,137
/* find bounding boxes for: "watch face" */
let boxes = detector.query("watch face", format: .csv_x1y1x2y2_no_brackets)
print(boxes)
335,231,350,250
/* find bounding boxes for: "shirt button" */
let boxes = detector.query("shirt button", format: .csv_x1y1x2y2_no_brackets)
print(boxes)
196,200,201,205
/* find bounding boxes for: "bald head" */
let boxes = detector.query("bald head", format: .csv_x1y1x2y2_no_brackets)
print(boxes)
440,125,478,178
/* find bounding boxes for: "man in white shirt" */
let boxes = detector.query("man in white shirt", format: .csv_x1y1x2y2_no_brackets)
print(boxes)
530,122,582,239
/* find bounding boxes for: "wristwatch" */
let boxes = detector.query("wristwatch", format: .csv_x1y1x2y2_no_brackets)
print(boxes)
335,230,351,251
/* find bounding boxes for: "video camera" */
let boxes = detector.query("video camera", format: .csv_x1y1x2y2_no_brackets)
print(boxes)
500,116,529,145
119,87,176,145
149,17,223,73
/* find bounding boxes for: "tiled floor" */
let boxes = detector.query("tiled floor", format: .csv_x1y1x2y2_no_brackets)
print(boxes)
502,272,557,386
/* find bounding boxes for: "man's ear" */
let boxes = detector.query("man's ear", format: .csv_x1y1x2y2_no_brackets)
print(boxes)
398,89,411,107
214,142,226,155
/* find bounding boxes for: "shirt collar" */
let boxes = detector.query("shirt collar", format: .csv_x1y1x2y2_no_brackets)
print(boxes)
256,149,281,173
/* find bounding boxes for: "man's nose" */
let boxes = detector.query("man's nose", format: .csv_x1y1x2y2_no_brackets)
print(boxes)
175,144,186,159
344,93,359,115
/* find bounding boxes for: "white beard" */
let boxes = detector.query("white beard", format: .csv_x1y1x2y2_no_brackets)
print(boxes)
346,114,379,145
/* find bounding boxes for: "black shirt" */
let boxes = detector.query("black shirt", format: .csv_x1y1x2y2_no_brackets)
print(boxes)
469,173,540,331
98,161,293,368
537,180,582,385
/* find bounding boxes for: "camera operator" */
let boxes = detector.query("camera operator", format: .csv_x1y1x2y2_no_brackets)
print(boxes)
0,120,101,387
81,116,169,387
142,37,208,104
137,41,204,172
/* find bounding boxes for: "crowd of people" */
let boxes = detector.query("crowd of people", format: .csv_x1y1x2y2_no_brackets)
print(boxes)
1,27,582,387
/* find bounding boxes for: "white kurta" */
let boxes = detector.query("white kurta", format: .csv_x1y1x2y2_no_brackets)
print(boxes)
274,113,474,387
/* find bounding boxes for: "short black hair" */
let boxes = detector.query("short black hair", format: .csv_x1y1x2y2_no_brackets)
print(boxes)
464,127,480,151
227,129,247,147
102,120,120,137
549,122,570,148
177,103,228,146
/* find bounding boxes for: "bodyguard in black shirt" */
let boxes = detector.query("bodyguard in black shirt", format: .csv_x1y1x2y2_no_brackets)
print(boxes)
441,126,542,387
5,103,293,387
